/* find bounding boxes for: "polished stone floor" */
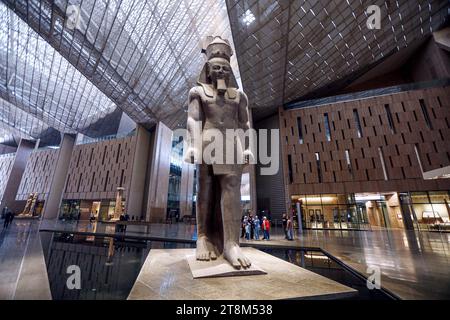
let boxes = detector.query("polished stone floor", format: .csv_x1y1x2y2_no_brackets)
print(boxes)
2,219,449,300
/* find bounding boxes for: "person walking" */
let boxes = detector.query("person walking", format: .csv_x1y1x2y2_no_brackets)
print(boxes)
253,215,261,240
282,213,288,239
286,216,294,241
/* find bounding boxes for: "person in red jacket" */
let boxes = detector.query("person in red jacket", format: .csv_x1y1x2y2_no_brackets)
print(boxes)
262,216,270,240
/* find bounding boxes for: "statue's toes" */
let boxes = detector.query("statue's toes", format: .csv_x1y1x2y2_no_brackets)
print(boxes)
238,257,251,269
231,258,242,269
210,250,217,260
196,252,210,261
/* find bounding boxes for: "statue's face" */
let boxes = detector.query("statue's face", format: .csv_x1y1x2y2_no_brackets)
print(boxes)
208,58,231,84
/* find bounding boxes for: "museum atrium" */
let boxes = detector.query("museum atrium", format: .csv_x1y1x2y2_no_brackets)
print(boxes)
0,0,449,301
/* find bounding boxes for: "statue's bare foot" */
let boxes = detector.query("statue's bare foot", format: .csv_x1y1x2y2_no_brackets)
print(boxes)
196,236,218,261
223,242,251,269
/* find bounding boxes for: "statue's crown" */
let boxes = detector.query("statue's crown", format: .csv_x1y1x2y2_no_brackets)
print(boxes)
202,36,233,61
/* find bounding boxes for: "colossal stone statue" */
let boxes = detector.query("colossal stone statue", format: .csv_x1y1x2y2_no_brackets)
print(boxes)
185,36,253,269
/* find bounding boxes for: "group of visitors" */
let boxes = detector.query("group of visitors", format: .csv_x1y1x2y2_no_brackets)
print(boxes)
241,212,295,241
1,206,14,229
241,214,271,240
116,213,130,232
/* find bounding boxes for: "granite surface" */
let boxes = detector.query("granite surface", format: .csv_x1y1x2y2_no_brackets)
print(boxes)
128,247,357,300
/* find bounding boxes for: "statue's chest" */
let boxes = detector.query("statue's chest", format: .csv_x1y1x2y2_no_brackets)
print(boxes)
203,97,239,117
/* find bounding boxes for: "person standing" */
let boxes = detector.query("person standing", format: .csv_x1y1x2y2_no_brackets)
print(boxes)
262,216,270,240
1,206,8,219
282,213,288,239
89,211,95,223
3,210,13,229
248,213,254,240
9,210,14,227
3,210,9,229
117,214,125,233
123,212,130,232
253,215,261,240
286,216,294,241
245,219,250,240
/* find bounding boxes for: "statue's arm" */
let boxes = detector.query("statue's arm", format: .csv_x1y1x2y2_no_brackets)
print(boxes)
238,92,255,163
185,87,204,163
238,91,251,131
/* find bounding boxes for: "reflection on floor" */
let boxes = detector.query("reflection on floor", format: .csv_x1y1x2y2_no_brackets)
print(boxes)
44,234,196,300
2,219,450,299
45,235,150,299
41,220,450,299
0,220,51,300
246,228,450,300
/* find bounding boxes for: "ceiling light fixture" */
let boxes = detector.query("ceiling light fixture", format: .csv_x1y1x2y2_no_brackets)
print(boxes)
242,9,255,26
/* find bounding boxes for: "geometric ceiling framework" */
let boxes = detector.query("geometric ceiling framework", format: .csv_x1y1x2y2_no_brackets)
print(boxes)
0,97,50,143
226,0,449,120
0,2,117,143
0,1,448,144
2,0,240,135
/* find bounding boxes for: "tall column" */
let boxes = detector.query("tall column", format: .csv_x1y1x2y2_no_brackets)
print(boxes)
126,125,151,218
42,133,75,220
145,122,172,222
179,161,195,217
0,139,36,214
247,111,257,215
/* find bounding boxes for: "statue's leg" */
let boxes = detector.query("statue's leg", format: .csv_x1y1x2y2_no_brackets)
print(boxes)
196,164,218,261
219,173,251,269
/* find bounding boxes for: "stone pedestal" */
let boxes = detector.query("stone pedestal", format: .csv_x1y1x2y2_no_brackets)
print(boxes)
186,252,266,278
128,247,357,300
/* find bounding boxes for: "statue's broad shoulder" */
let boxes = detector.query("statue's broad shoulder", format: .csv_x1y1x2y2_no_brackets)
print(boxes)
189,85,203,99
190,84,242,102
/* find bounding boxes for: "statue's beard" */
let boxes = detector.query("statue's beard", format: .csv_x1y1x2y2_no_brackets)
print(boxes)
216,79,227,94
210,75,228,95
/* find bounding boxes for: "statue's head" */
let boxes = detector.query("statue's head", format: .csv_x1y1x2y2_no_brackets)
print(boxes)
207,57,232,89
198,36,239,93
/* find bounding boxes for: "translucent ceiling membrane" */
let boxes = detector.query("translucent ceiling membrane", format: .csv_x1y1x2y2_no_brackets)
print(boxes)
0,97,50,143
0,127,15,144
4,0,240,130
0,2,117,137
226,0,448,119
